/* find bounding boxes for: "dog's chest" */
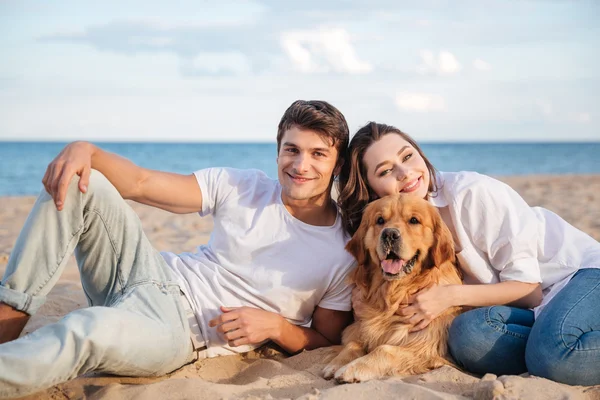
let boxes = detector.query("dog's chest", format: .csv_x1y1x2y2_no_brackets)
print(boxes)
360,315,410,351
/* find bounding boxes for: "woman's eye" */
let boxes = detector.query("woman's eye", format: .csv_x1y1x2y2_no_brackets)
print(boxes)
379,168,392,177
402,153,413,162
409,217,420,225
377,216,385,225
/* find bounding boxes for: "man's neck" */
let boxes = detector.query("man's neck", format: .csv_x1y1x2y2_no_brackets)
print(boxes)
283,192,337,227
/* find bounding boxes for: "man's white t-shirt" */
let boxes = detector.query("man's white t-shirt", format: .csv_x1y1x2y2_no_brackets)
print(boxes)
430,171,600,318
161,168,356,357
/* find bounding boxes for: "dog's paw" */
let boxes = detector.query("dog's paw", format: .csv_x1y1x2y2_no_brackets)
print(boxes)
333,362,377,384
322,363,342,380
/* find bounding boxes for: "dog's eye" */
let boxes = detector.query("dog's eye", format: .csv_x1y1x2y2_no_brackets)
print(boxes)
376,216,385,225
409,217,420,225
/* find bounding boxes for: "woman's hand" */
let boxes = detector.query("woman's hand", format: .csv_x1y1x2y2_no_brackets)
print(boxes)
351,286,368,320
42,141,95,210
397,284,456,332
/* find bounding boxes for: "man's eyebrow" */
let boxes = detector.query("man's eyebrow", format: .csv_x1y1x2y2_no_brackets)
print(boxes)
373,146,409,172
312,147,332,153
282,143,332,153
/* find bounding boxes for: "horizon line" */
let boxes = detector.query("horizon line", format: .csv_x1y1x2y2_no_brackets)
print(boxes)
1,139,600,145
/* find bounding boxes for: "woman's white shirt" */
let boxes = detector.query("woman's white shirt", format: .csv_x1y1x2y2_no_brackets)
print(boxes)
429,171,600,317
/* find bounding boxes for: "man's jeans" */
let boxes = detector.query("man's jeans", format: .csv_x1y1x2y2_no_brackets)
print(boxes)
0,170,194,399
448,268,600,386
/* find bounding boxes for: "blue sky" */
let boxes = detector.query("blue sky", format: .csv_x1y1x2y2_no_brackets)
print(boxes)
1,0,598,142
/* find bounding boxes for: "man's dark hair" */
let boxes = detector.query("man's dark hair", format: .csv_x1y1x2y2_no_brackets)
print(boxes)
277,100,349,165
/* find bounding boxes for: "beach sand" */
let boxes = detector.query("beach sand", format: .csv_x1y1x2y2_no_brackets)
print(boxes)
1,175,600,400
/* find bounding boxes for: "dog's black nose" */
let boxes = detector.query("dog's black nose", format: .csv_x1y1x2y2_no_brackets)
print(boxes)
381,228,400,242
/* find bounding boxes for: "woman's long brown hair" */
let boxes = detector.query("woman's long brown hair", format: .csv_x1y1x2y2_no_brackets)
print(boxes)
337,122,439,236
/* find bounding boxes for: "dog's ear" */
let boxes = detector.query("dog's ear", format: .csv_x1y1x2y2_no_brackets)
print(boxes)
345,224,372,290
430,209,456,268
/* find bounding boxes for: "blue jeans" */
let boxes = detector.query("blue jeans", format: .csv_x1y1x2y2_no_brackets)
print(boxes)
448,268,600,386
0,171,194,399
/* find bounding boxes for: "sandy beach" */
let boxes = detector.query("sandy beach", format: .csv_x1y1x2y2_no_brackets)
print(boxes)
1,175,600,400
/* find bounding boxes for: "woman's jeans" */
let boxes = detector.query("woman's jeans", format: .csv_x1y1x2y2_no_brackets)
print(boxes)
448,268,600,386
0,171,194,399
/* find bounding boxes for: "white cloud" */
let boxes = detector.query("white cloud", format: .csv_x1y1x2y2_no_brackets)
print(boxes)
280,28,372,74
395,93,447,112
191,52,252,75
535,100,553,117
568,112,591,124
473,58,492,71
129,36,174,48
535,100,591,124
417,50,462,76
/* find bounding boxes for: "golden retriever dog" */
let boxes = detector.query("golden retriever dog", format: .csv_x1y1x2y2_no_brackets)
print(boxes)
323,194,462,383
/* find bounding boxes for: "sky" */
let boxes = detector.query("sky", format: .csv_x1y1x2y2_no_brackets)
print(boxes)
1,0,598,142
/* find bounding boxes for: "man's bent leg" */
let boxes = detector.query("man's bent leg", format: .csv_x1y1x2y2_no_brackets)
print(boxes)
0,170,173,341
0,283,193,399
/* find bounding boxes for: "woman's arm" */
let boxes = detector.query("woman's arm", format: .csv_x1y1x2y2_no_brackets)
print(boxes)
448,281,542,309
396,281,542,331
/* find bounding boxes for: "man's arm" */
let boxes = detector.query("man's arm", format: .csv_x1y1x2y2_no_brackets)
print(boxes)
209,305,353,354
43,141,203,214
276,306,353,352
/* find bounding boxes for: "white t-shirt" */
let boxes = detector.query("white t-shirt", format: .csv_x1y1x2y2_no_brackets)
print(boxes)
429,171,600,318
161,168,356,357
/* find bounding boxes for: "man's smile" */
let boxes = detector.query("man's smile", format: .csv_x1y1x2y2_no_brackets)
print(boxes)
287,173,315,183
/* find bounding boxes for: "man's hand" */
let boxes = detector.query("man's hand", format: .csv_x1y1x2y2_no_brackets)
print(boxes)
397,285,456,332
208,306,284,347
42,141,94,210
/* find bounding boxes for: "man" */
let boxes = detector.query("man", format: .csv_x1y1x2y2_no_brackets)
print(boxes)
0,100,355,398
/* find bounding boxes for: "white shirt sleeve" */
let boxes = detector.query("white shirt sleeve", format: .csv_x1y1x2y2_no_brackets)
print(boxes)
457,175,542,284
194,168,259,217
317,261,356,312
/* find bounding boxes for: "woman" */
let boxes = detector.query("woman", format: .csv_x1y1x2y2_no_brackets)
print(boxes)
338,122,600,386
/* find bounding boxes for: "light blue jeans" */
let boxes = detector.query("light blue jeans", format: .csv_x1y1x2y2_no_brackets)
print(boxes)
0,171,194,399
448,268,600,386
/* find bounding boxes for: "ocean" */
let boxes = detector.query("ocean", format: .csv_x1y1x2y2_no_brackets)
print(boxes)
0,141,599,196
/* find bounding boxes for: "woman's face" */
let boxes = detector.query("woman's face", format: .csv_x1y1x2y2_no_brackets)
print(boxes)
363,133,430,200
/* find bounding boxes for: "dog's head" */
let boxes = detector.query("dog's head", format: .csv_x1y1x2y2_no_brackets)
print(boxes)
346,195,455,290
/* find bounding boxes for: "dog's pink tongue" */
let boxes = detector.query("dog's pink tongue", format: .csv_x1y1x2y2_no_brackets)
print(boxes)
381,259,406,274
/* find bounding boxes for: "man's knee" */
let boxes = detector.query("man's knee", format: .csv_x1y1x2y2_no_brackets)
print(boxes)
63,170,123,207
86,170,120,197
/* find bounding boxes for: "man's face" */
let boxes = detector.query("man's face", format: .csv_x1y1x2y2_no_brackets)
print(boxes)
277,126,340,206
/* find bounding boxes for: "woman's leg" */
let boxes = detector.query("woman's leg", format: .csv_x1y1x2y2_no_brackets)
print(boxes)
526,268,600,386
448,305,535,376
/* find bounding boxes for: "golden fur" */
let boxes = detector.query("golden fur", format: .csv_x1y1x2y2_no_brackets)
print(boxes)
323,195,462,383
